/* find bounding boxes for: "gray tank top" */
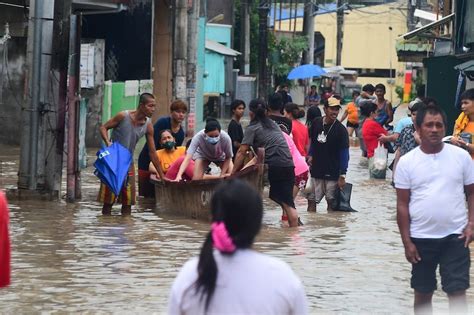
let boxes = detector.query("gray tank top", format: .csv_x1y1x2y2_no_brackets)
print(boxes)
111,110,151,153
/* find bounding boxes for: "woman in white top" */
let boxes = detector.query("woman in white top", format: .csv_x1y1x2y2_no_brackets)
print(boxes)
168,179,308,315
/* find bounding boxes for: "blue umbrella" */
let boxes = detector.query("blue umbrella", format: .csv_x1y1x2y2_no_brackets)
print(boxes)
94,142,132,196
287,64,326,80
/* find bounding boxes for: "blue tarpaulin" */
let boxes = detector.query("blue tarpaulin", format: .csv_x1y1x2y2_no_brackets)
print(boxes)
94,142,132,196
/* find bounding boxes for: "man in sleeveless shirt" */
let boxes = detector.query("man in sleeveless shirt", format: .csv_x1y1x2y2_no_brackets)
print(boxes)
98,93,165,215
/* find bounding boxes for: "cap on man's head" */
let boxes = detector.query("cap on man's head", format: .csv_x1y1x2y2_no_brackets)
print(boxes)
409,102,425,113
326,96,341,107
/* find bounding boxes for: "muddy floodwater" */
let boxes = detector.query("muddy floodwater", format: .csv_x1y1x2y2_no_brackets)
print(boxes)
0,143,473,314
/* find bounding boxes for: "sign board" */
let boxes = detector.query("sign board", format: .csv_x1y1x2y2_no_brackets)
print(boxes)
187,113,195,130
80,44,95,88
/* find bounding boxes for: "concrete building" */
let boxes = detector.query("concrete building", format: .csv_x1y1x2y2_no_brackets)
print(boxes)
275,0,408,104
396,0,474,127
203,23,240,120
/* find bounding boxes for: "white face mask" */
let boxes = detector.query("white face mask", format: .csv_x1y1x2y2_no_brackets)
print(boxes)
205,135,220,145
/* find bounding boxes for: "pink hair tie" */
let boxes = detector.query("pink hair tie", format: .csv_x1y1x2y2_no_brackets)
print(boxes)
211,222,236,253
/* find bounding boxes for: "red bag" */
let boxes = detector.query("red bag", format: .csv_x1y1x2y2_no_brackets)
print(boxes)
0,191,10,288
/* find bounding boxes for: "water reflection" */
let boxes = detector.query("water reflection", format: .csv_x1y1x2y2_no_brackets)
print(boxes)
0,145,472,313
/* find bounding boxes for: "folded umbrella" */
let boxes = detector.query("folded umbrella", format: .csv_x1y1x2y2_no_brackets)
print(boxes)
94,142,132,196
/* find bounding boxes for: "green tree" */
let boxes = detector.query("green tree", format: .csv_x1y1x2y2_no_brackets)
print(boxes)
268,33,308,86
233,0,260,74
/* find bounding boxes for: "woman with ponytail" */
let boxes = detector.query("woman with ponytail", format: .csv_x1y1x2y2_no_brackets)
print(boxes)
168,179,308,314
232,99,302,227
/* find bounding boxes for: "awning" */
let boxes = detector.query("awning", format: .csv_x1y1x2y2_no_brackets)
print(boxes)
455,60,474,72
205,40,241,57
395,40,433,62
400,13,455,40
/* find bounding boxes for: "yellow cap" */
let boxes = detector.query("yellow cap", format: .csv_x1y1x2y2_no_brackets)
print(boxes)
327,97,341,107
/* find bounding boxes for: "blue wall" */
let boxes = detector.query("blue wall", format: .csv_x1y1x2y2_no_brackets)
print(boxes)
206,24,231,46
204,52,226,93
203,24,232,95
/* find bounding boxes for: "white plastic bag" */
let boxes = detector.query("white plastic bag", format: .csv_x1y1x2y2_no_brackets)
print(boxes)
373,142,388,171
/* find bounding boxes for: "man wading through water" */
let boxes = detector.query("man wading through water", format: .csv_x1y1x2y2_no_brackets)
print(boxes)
395,105,474,314
308,97,349,212
98,93,165,215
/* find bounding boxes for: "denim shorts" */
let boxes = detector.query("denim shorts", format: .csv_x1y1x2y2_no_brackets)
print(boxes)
410,234,470,294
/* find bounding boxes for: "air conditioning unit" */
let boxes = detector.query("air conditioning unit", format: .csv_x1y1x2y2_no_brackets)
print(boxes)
433,40,453,56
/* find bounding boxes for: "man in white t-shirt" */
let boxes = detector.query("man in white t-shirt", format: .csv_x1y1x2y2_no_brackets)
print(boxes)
395,105,474,314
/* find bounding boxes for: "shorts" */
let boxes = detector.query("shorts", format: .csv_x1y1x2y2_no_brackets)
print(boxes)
138,169,154,198
347,121,359,129
295,171,309,191
268,165,295,208
98,165,136,206
312,178,338,204
356,128,367,156
410,234,470,294
193,152,225,164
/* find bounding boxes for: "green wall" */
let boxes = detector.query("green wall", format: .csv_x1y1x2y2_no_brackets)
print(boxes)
102,82,141,124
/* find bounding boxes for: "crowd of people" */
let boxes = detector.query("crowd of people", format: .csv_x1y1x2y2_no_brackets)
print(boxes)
91,85,474,314
1,83,474,314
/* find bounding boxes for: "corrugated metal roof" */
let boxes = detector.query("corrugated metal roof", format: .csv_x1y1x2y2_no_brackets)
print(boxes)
205,40,241,57
455,60,474,72
400,13,455,40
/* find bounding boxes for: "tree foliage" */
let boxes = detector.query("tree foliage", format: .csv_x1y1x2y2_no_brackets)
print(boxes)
234,0,308,85
268,33,308,78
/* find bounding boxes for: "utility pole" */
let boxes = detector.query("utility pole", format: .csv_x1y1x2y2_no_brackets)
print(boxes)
336,0,344,66
186,0,199,134
240,0,251,75
407,0,422,32
66,14,81,202
18,0,56,196
303,0,315,65
174,0,188,101
258,0,270,99
50,0,71,197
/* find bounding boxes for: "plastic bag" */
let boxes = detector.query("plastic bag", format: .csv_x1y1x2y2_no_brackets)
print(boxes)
330,183,357,212
373,142,387,171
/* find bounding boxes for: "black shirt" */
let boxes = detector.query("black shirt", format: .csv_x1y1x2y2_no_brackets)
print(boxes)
309,117,349,180
269,115,292,135
227,119,244,158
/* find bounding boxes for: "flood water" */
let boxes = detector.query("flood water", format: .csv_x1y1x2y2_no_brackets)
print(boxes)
0,142,473,314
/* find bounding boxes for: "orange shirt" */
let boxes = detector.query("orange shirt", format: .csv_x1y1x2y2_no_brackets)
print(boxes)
346,102,358,124
461,121,474,159
153,146,186,173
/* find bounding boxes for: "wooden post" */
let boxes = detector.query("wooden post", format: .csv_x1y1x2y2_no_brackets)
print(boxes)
152,0,173,119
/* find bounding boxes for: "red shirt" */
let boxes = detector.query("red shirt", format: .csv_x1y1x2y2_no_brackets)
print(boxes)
0,191,10,288
291,120,309,156
362,119,388,158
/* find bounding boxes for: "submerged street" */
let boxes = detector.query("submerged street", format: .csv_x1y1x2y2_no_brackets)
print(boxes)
1,143,473,313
